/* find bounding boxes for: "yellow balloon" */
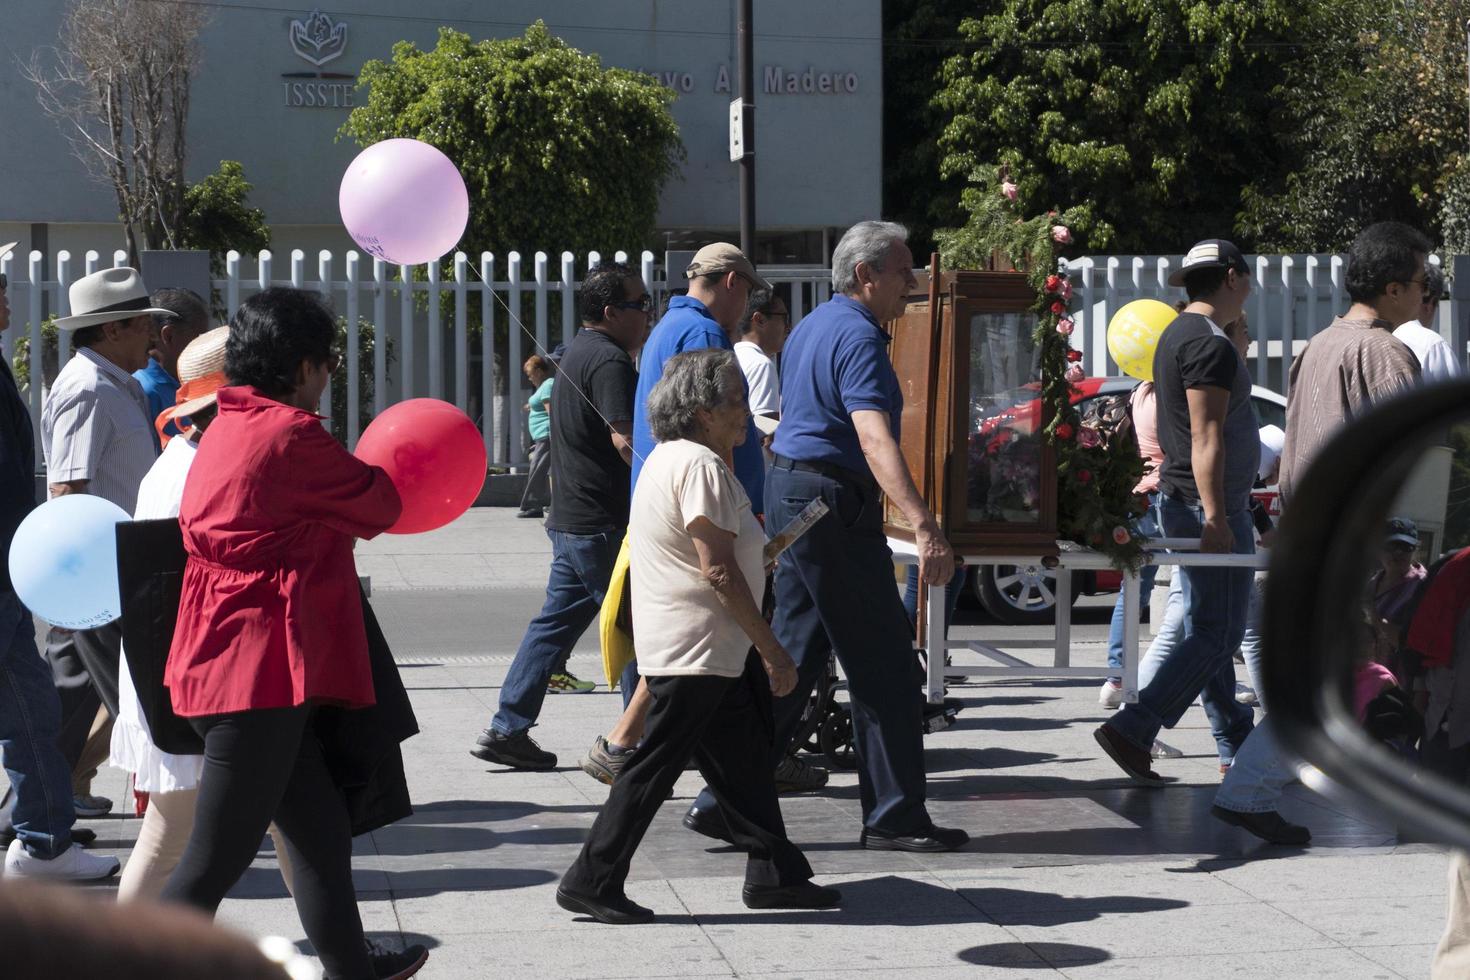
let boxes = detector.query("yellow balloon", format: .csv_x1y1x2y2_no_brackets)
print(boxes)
1106,299,1177,382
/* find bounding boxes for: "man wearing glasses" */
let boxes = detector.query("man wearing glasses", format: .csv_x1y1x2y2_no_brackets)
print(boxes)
1279,222,1427,502
574,244,775,784
734,292,790,435
470,261,651,772
1394,262,1463,384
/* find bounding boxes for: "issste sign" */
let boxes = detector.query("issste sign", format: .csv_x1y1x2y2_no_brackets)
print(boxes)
281,8,357,109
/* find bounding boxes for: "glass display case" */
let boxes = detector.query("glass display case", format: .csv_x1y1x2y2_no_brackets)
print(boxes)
883,264,1059,555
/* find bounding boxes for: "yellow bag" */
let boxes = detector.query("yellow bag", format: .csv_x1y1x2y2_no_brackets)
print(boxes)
599,531,635,689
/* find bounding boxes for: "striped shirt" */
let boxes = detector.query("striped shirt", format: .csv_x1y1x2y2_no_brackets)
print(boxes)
41,347,158,514
1279,316,1419,503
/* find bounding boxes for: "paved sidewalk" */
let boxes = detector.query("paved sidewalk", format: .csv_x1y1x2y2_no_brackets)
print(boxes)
45,510,1454,977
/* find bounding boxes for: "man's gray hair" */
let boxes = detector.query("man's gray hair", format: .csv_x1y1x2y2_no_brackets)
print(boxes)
646,349,742,442
832,220,908,294
1425,261,1447,301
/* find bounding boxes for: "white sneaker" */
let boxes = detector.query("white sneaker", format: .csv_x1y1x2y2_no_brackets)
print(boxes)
1098,679,1125,709
4,838,119,881
1235,683,1258,706
1150,739,1183,759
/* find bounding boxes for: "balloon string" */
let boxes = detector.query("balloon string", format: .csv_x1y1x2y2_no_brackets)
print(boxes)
464,263,649,467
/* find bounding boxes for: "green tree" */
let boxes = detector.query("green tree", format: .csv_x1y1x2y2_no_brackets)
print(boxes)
1239,0,1470,252
882,0,973,258
340,22,684,260
179,159,272,280
934,0,1299,255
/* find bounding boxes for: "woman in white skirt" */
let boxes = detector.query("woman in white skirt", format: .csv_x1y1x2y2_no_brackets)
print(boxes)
108,326,295,900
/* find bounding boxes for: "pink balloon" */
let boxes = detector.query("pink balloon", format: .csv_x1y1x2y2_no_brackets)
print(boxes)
355,399,487,534
339,139,469,266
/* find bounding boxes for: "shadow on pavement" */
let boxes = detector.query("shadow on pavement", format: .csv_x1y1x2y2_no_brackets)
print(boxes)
959,941,1110,968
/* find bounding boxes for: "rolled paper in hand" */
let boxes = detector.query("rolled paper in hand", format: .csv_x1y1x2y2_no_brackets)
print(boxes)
764,498,830,565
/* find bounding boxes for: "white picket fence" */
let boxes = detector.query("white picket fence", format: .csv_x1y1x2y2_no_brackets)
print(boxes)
1065,253,1469,394
0,246,835,468
8,246,1461,472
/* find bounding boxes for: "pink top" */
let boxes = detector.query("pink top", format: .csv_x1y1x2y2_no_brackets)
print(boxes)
1131,383,1162,494
1354,661,1397,721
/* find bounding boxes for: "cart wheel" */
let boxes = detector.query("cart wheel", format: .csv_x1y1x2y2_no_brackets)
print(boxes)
819,706,856,770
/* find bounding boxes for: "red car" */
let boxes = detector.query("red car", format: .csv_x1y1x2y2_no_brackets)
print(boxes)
966,376,1286,624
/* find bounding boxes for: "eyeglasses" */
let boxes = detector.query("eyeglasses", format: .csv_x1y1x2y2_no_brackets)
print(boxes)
0,274,7,291
611,294,653,314
326,351,341,373
1397,276,1426,291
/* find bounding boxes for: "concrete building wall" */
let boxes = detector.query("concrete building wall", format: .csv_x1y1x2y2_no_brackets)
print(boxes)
3,1,881,260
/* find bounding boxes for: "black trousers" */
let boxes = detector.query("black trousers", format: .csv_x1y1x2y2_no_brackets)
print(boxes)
159,705,371,980
562,653,813,898
519,438,551,512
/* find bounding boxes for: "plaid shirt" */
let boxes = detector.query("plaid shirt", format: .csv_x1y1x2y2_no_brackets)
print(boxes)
1279,316,1420,504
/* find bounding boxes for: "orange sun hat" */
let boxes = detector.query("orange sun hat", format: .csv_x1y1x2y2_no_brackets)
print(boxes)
157,325,229,444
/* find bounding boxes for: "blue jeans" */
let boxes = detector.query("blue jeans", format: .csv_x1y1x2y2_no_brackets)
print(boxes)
1108,495,1256,757
491,528,620,736
1107,493,1161,676
1215,716,1293,813
1239,574,1268,709
1139,574,1250,764
694,463,933,836
0,590,75,858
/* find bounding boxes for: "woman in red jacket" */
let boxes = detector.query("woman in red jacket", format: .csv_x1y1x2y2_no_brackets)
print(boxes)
159,288,405,980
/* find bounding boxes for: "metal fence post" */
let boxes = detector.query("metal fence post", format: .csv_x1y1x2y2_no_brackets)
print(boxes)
453,252,468,412
560,251,575,349
1452,255,1470,372
427,259,443,401
508,252,524,467
399,263,414,401
481,252,497,465
372,258,387,417
345,251,361,448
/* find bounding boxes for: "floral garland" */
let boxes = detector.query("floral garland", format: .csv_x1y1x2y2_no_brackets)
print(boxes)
935,165,1148,570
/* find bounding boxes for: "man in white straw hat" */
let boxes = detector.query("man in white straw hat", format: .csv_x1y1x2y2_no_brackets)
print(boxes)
0,241,120,881
38,266,167,827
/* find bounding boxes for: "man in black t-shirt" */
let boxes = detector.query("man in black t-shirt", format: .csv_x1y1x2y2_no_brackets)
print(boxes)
471,262,651,771
1096,240,1267,797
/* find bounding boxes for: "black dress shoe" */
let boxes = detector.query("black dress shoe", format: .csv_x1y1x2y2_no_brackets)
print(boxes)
682,802,735,845
1211,805,1311,846
860,824,969,853
742,881,842,909
556,885,654,924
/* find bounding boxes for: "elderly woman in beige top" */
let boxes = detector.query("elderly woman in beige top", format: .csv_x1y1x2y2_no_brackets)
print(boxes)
558,349,840,925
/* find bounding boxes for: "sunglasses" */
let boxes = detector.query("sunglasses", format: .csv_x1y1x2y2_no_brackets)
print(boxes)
325,351,341,373
611,294,654,314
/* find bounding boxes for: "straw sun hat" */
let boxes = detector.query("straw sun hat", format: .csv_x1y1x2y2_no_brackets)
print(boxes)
158,325,229,436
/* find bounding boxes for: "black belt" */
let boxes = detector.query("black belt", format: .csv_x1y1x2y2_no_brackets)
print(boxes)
770,453,874,489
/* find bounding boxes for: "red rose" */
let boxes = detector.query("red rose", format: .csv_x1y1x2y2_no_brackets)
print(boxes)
1055,423,1074,440
1045,274,1062,292
1066,349,1083,362
1050,300,1067,315
1076,469,1092,484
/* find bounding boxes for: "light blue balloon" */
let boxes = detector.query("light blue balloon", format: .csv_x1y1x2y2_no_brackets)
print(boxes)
9,494,131,629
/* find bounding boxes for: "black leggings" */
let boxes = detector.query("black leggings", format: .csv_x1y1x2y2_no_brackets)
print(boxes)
159,705,371,980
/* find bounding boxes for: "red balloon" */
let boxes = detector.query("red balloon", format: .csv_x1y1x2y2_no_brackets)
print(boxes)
355,399,487,534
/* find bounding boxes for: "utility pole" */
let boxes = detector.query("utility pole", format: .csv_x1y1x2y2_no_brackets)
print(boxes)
737,0,756,258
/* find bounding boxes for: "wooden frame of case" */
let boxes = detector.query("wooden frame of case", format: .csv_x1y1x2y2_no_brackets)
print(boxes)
883,261,1059,557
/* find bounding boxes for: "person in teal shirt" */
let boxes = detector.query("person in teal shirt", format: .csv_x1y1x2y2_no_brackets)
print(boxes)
518,353,556,518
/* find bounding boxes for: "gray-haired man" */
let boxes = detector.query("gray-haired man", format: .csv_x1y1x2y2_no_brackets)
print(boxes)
684,221,967,852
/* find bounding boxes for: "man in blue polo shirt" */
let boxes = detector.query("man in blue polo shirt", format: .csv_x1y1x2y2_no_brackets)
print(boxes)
631,242,768,513
135,288,207,443
576,244,775,785
682,220,968,853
